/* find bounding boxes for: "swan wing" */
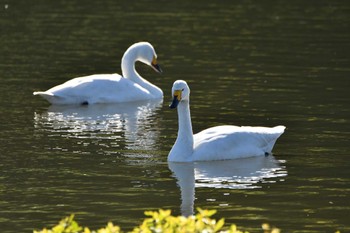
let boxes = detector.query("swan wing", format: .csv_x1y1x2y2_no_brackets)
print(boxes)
192,125,285,161
33,74,151,105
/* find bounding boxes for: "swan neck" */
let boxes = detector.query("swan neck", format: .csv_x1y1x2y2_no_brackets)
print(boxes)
168,97,195,162
177,101,193,140
170,100,193,161
121,50,138,80
121,48,162,98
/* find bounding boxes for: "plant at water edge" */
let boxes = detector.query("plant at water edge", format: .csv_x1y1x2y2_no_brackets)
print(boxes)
33,208,286,233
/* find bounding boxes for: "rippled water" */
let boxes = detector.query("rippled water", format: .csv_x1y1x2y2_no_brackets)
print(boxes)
1,1,349,232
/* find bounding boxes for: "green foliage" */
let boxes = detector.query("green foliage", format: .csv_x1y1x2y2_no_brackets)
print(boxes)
33,214,121,233
131,209,242,233
33,215,82,233
33,209,281,233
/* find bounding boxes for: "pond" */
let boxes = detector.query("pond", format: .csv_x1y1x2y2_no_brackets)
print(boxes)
0,1,349,232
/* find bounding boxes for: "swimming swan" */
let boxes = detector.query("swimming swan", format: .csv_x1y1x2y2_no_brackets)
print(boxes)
168,80,285,162
33,42,163,105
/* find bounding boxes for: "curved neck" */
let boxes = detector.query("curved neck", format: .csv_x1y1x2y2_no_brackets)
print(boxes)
168,100,194,161
121,50,162,98
121,50,139,81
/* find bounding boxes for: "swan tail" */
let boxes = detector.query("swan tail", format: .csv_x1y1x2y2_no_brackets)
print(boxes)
33,91,65,104
272,125,286,134
33,91,53,96
263,125,286,153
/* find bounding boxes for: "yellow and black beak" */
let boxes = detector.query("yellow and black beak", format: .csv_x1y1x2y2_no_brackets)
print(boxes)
151,56,162,73
169,90,182,109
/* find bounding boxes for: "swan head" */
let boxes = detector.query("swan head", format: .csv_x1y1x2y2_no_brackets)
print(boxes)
169,80,190,108
126,42,162,73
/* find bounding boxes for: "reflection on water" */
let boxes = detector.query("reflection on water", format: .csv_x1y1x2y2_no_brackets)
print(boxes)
33,99,163,150
168,156,287,216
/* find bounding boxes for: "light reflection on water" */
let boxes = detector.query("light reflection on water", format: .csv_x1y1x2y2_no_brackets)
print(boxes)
33,99,163,151
34,100,162,135
31,100,168,182
169,156,287,216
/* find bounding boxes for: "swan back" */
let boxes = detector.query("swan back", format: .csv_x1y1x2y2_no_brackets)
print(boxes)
192,125,285,161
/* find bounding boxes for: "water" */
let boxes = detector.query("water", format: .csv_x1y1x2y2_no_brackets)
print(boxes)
1,1,349,232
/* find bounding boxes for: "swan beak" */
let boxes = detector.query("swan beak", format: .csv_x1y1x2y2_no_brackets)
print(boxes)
169,90,181,109
151,56,162,73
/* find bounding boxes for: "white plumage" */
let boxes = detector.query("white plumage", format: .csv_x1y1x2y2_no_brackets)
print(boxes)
168,80,285,162
33,42,163,105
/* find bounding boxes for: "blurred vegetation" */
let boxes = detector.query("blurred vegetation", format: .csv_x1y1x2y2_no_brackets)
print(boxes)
33,208,283,233
33,208,341,233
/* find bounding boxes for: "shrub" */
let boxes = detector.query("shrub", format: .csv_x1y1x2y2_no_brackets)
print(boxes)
34,208,280,233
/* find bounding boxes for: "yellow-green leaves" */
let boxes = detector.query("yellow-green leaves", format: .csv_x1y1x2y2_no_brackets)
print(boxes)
34,209,313,233
34,215,82,233
131,208,240,233
34,214,121,233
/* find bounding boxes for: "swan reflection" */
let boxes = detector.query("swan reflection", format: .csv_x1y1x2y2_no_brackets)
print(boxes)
168,156,287,216
34,99,163,149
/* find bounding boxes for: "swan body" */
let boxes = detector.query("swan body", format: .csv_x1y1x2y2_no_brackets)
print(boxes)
168,80,285,162
33,42,163,105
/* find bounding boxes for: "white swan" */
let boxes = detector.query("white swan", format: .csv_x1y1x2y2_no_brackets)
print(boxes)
168,80,285,162
33,42,163,105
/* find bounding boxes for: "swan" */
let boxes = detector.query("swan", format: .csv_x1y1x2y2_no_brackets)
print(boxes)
33,42,163,105
168,80,285,162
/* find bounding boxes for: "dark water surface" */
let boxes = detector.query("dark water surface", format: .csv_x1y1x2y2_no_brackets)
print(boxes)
1,1,349,232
